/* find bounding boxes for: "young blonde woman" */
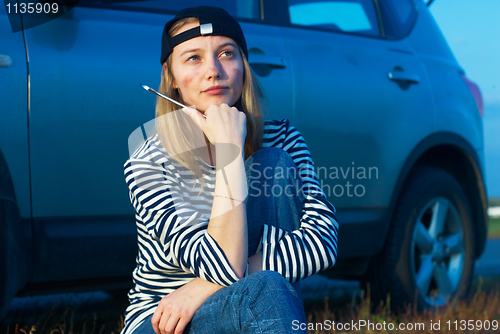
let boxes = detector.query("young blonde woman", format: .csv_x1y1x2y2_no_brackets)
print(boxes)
122,6,339,334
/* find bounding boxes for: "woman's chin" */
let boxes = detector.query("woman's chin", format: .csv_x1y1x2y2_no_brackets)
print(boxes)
199,97,237,110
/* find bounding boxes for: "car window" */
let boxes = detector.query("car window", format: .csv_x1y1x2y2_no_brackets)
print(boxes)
286,0,380,37
378,0,417,39
78,0,261,20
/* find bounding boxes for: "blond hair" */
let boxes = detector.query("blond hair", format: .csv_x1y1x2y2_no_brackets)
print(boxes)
155,17,265,193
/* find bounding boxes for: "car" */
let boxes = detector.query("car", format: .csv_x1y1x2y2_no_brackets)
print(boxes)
0,0,487,318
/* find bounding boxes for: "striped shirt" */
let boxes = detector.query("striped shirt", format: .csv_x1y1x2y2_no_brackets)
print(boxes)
122,118,339,333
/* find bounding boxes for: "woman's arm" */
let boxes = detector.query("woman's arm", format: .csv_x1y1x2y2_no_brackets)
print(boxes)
207,149,248,278
181,104,248,278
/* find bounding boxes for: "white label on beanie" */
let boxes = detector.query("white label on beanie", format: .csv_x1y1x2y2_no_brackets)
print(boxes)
200,23,213,35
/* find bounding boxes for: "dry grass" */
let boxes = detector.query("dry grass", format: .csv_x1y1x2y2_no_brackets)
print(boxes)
1,314,124,334
305,277,500,334
2,277,499,334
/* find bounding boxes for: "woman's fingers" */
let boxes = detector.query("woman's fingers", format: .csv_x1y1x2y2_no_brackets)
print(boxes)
158,309,170,334
181,106,205,130
203,104,247,145
182,103,247,146
173,317,191,334
151,278,221,334
164,314,182,334
153,296,192,334
151,303,164,334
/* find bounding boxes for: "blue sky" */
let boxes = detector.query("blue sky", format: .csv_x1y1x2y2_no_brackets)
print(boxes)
430,0,500,198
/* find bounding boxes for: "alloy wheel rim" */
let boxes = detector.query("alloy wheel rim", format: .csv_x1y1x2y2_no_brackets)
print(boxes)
410,197,465,306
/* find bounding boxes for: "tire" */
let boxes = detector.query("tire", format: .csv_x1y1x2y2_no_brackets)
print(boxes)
363,166,475,311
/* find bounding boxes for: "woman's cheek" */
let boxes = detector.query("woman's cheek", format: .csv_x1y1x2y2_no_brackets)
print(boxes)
179,76,198,105
233,68,244,95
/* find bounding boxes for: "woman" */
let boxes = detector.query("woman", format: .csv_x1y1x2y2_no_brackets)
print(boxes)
123,6,338,334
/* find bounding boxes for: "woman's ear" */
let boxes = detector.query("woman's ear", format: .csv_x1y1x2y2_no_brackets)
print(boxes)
163,63,178,89
162,63,167,77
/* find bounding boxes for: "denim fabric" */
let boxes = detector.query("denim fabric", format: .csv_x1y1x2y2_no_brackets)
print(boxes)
133,271,306,334
185,271,306,333
245,147,305,256
244,147,305,299
132,148,307,333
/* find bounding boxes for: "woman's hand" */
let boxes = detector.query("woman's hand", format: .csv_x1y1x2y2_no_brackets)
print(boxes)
152,277,223,334
182,104,246,147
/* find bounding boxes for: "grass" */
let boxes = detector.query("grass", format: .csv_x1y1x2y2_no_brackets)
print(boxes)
305,277,500,333
490,217,500,238
2,277,499,334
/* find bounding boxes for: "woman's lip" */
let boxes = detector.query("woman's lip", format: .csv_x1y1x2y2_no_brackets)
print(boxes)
202,86,228,94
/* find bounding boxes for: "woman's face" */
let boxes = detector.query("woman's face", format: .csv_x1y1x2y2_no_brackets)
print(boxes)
169,22,244,112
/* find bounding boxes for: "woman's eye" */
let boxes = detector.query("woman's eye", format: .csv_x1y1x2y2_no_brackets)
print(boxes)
187,55,200,62
220,50,234,58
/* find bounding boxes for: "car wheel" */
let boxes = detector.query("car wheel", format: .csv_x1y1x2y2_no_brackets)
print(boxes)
363,166,475,310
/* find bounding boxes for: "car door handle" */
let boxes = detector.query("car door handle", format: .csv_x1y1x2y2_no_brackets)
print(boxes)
0,54,13,68
248,55,286,68
388,71,420,84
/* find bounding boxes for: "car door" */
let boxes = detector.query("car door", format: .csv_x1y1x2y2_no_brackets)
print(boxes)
0,1,31,214
278,0,435,258
0,3,31,306
24,0,292,283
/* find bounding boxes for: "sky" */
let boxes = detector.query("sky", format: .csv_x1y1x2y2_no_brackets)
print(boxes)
429,0,500,198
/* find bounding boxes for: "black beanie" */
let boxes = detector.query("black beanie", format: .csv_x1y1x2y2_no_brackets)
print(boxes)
160,6,248,65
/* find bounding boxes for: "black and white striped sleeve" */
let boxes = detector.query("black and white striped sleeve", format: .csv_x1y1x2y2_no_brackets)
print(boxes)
262,119,339,283
124,157,239,287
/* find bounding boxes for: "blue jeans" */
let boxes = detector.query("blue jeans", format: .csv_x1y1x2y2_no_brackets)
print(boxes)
245,147,304,299
134,148,307,333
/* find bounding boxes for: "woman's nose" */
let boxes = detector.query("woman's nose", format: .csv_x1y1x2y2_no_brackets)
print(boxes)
205,57,222,80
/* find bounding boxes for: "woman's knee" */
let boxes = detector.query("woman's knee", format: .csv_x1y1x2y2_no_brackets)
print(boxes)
253,147,287,158
246,147,300,184
249,147,294,168
246,271,299,300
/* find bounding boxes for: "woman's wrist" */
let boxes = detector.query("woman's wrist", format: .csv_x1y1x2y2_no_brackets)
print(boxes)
192,277,224,297
214,194,246,204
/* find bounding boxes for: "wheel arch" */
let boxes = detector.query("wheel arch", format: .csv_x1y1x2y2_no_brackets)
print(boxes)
385,132,487,260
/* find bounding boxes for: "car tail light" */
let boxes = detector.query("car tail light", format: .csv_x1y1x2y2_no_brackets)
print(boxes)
461,74,484,117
